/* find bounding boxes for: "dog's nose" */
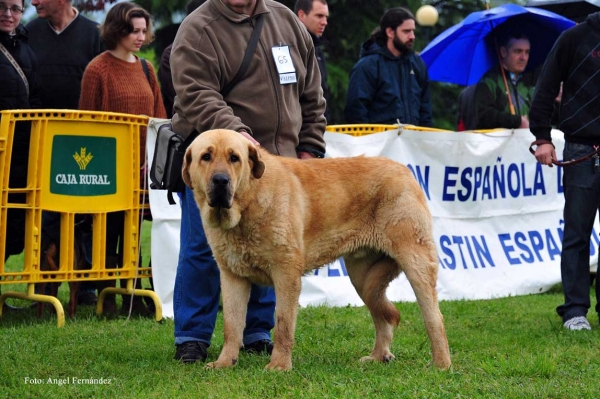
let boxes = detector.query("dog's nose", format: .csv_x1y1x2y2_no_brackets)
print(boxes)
212,173,230,186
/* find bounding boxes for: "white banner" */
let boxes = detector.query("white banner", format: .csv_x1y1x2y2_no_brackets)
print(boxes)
147,121,598,318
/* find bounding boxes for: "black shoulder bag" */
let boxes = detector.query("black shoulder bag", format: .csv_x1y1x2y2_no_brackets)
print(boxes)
150,15,264,204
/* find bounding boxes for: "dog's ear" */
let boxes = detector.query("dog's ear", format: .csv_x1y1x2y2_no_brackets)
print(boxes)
248,143,265,179
182,147,193,188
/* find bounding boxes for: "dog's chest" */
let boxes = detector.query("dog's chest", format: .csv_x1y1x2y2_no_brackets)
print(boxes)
210,234,274,285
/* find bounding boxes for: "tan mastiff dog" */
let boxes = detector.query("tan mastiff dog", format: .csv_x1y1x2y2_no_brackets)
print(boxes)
182,129,451,371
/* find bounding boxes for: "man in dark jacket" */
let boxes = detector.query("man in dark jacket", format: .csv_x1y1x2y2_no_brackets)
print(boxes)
295,0,331,122
27,0,104,306
27,0,104,110
530,12,600,331
344,7,432,127
474,32,535,130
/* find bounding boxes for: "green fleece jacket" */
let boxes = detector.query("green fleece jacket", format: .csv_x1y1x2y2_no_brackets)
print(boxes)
170,0,326,157
474,66,535,129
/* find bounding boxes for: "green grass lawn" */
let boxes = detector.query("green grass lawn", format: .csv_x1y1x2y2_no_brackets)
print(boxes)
2,285,599,398
1,223,600,398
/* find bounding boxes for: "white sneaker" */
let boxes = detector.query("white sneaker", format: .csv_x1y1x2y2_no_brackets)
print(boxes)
563,316,591,331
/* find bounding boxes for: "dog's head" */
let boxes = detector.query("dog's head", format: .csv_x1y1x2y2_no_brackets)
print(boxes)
182,129,265,229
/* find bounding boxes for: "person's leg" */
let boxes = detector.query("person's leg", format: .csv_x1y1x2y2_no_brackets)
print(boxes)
557,143,600,324
78,216,98,305
5,205,26,259
173,187,221,347
99,211,123,316
6,127,29,260
39,210,61,296
4,205,26,303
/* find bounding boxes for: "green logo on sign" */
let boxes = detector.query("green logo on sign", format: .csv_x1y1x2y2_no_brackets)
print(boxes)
50,136,117,196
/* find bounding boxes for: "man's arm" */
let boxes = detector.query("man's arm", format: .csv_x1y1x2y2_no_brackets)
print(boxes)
529,36,570,167
529,37,569,143
170,17,249,138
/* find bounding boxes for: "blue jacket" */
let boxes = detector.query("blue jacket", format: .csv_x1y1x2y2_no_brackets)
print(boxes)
344,39,432,126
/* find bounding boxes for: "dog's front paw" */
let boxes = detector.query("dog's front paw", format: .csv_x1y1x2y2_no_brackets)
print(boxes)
205,358,237,369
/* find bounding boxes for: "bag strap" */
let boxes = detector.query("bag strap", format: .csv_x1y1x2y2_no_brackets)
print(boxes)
182,129,200,148
221,14,264,97
141,58,150,84
0,42,29,97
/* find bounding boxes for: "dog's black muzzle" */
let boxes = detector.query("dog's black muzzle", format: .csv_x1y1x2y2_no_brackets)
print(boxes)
208,172,232,209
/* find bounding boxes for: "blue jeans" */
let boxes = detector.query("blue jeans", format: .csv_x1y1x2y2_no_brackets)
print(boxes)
557,142,600,322
173,187,275,346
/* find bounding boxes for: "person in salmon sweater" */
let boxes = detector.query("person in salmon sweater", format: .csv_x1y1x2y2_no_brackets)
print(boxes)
79,1,166,317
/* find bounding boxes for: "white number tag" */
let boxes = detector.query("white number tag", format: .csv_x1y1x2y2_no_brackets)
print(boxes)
271,45,297,85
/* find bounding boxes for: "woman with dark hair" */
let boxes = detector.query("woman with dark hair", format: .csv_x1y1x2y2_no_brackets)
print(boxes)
79,1,166,317
1,0,41,264
80,1,165,123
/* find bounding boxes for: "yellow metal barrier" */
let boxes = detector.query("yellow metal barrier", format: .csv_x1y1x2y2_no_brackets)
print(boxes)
326,123,452,135
0,110,162,326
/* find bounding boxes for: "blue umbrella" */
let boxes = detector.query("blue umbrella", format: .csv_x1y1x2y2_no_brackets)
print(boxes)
420,4,576,86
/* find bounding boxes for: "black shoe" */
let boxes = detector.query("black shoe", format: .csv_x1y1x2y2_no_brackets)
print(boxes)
174,341,208,364
77,291,98,306
243,339,273,355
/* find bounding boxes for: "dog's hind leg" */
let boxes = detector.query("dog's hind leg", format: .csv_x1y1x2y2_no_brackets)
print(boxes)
346,254,401,363
206,267,251,369
395,243,451,370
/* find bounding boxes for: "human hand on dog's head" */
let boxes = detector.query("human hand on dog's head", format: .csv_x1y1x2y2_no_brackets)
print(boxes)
238,130,260,146
297,151,316,160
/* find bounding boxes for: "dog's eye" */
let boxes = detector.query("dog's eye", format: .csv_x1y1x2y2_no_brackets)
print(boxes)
230,154,240,163
201,153,211,161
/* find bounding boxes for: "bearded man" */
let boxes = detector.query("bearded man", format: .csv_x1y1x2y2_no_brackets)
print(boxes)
344,7,432,126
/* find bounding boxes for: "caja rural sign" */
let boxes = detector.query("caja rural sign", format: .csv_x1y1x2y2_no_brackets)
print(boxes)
50,135,117,196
